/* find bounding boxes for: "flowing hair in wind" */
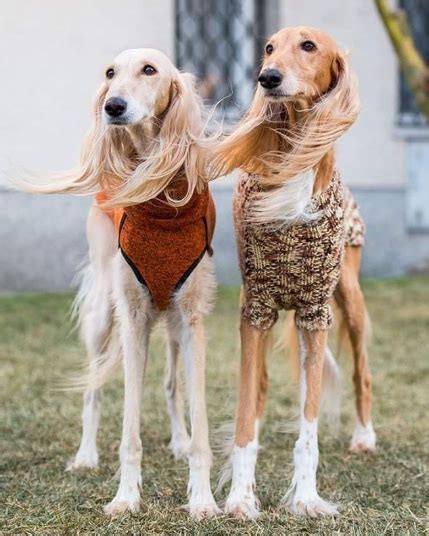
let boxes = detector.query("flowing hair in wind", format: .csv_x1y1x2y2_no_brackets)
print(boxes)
12,71,211,208
212,53,360,185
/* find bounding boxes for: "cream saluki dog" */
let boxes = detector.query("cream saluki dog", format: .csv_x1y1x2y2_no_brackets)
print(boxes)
214,27,375,519
20,49,220,519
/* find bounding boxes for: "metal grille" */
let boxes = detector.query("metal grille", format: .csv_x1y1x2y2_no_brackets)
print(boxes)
175,0,266,118
399,0,429,127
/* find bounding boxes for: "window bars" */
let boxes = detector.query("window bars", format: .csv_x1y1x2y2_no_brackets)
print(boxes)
175,0,267,118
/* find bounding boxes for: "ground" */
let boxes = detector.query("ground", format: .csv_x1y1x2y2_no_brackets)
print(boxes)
1,278,428,535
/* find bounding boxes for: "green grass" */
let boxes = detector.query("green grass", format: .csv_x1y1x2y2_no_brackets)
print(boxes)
1,279,428,535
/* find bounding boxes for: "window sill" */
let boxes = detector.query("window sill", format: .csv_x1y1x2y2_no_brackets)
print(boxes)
395,125,429,141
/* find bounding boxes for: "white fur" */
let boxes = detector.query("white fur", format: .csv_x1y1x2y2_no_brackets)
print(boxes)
282,333,338,517
350,420,376,453
224,420,260,520
251,170,321,227
66,205,117,471
68,207,219,519
164,331,190,460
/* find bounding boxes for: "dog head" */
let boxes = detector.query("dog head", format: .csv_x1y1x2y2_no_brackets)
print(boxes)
257,26,345,102
97,48,179,126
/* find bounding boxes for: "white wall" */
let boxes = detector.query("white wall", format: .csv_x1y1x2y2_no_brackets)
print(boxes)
0,0,173,179
280,0,406,188
0,0,174,292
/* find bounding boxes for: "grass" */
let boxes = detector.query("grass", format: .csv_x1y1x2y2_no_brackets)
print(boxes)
1,278,428,535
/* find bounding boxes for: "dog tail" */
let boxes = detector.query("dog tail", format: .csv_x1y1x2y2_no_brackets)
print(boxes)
67,261,121,391
284,311,342,423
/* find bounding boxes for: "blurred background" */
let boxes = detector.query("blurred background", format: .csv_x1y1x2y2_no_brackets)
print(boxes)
1,0,428,292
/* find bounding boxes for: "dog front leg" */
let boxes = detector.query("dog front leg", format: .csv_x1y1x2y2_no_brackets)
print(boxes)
104,258,151,516
283,328,338,517
179,312,220,520
225,319,267,520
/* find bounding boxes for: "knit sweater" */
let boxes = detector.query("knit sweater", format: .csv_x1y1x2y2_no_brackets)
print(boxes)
233,170,364,331
96,182,215,311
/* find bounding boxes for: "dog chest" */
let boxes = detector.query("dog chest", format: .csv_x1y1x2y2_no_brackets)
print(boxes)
233,171,347,330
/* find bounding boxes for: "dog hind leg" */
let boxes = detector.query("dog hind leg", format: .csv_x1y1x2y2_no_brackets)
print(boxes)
67,207,116,471
164,322,190,460
335,246,376,453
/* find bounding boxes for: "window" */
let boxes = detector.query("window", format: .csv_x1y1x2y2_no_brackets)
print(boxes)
175,0,267,118
398,0,429,127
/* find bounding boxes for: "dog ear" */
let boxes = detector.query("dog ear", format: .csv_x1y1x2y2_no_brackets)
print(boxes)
328,52,358,111
329,53,347,93
161,72,204,149
107,71,208,209
157,72,207,202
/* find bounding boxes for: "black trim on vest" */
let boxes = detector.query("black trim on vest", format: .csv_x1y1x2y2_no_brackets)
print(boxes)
118,211,210,307
120,248,149,290
174,246,208,293
117,212,127,248
203,216,214,257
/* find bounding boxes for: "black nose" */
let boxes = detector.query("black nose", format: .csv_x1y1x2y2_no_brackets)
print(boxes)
258,68,283,89
104,97,127,117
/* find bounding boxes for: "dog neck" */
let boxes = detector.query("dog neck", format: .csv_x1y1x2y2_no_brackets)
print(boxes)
276,101,335,194
248,103,336,227
125,121,157,158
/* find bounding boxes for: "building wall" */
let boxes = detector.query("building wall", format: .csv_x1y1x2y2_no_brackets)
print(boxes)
1,0,428,293
0,0,174,292
0,0,174,180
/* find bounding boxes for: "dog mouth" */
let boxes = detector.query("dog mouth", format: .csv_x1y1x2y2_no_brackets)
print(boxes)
263,90,303,101
105,116,132,126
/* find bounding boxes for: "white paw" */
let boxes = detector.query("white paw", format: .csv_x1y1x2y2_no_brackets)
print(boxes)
65,450,99,471
103,494,141,516
188,500,222,520
225,494,260,520
288,495,338,518
169,434,191,461
350,421,376,453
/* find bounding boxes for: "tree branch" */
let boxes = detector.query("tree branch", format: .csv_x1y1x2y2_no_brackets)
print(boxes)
375,0,429,119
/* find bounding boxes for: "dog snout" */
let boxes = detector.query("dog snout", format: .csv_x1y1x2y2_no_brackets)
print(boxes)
104,97,128,118
258,69,283,89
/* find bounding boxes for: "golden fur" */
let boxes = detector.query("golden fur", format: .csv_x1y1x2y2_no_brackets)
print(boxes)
217,27,375,520
213,27,359,185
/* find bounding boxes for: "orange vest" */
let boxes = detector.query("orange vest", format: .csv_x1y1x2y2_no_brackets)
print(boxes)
95,184,215,310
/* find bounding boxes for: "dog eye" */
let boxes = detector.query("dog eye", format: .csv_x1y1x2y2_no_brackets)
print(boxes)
301,40,317,52
105,68,115,79
265,44,273,55
142,64,157,76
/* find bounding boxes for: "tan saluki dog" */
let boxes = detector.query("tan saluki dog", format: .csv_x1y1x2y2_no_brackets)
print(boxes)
19,49,220,519
214,27,375,519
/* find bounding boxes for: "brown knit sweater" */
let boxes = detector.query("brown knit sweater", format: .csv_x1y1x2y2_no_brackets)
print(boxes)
233,170,364,331
96,183,215,311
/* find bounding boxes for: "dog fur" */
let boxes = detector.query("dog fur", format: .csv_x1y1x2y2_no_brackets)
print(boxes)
214,27,376,520
18,48,220,519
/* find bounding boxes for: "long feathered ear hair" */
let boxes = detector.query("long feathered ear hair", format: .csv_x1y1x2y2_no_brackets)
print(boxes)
13,71,209,206
212,51,359,184
13,83,137,195
106,72,208,208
